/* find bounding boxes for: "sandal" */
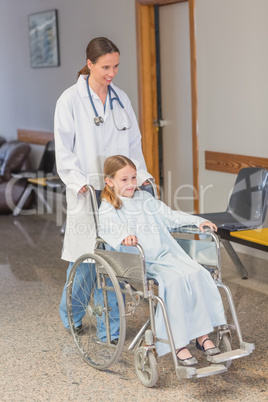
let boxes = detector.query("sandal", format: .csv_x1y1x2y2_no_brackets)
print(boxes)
196,338,220,356
176,347,198,366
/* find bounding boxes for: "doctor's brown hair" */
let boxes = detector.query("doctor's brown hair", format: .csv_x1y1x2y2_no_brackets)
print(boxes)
101,155,137,210
77,37,120,79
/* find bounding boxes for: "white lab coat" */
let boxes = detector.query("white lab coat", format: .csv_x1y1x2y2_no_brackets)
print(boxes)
54,75,152,261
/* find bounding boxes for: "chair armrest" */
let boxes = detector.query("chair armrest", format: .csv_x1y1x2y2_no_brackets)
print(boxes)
0,141,31,181
11,172,36,179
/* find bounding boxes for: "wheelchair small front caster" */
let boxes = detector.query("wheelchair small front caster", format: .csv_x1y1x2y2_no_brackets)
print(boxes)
211,332,232,368
134,346,158,387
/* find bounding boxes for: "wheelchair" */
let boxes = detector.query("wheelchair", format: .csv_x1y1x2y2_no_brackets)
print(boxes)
66,181,255,387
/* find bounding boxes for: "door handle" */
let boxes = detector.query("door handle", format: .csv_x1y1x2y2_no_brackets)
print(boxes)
153,119,168,127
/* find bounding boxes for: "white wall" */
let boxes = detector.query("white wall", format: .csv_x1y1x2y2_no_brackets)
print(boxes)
196,0,268,213
159,2,194,212
196,0,268,258
0,0,138,167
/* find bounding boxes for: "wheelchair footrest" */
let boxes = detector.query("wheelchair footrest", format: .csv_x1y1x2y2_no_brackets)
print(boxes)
176,364,227,379
206,348,249,364
195,364,228,378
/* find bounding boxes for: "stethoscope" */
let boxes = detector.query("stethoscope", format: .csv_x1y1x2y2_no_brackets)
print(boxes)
86,75,131,130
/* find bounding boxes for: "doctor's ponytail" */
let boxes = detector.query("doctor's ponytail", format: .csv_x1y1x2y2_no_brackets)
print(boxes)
77,64,90,79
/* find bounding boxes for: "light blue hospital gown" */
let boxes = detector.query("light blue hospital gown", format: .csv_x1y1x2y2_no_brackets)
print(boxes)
98,190,226,356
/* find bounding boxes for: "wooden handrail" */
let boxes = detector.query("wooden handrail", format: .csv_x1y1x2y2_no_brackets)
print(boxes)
17,129,54,145
205,151,268,174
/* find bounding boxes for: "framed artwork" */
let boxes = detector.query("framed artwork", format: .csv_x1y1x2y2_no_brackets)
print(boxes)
28,9,60,68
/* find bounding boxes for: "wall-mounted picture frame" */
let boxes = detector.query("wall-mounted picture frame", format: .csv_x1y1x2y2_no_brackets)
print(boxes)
28,9,60,68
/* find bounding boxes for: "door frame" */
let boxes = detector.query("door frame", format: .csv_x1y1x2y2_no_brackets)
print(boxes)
135,0,199,213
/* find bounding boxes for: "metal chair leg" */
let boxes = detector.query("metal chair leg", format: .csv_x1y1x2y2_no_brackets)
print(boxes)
221,239,248,279
13,184,52,216
13,185,36,216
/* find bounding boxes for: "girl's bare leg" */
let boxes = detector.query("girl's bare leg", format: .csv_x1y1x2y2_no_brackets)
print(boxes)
196,334,216,349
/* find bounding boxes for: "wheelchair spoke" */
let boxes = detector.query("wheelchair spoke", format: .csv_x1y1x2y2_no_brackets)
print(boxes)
66,254,126,369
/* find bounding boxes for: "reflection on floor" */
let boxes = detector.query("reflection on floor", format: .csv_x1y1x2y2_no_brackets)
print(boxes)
0,214,267,401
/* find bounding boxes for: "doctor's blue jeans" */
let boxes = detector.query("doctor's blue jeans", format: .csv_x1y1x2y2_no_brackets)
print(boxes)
59,262,120,341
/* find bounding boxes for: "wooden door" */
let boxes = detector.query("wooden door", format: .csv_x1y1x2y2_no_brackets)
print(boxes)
135,0,199,212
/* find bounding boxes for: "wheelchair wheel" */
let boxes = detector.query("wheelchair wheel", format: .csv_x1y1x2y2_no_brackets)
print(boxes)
134,347,158,387
66,253,126,370
211,332,232,368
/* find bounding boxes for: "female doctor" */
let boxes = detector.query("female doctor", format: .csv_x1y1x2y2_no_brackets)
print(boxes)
54,37,152,335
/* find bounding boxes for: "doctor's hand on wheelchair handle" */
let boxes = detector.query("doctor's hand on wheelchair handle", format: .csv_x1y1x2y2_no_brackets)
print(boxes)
121,235,138,246
199,221,218,232
78,185,89,194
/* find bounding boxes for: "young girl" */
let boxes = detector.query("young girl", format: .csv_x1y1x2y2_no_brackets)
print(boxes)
98,155,226,365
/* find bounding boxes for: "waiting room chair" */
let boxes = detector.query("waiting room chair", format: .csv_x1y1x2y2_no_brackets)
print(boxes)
13,140,55,179
13,141,55,216
0,140,34,214
196,167,268,278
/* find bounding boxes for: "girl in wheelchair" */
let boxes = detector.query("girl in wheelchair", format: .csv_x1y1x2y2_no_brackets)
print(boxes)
98,155,227,366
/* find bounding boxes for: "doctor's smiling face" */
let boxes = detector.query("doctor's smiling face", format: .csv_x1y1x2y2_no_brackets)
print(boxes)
87,52,120,88
106,164,137,198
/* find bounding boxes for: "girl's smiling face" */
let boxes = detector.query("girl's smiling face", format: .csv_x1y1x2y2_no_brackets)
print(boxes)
106,164,137,198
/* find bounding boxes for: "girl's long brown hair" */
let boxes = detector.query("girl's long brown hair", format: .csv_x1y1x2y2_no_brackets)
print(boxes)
77,37,120,79
102,155,137,209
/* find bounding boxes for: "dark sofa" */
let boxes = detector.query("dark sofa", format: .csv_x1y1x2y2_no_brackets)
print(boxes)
0,138,34,213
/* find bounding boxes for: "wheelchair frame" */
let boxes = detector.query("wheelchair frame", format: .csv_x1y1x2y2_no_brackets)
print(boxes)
66,181,255,387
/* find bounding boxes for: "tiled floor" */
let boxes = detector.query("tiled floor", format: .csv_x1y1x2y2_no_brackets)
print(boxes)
1,213,267,401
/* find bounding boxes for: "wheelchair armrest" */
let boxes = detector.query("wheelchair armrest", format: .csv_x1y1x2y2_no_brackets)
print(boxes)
171,226,215,236
171,226,220,248
171,227,222,279
95,236,107,245
95,236,146,257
